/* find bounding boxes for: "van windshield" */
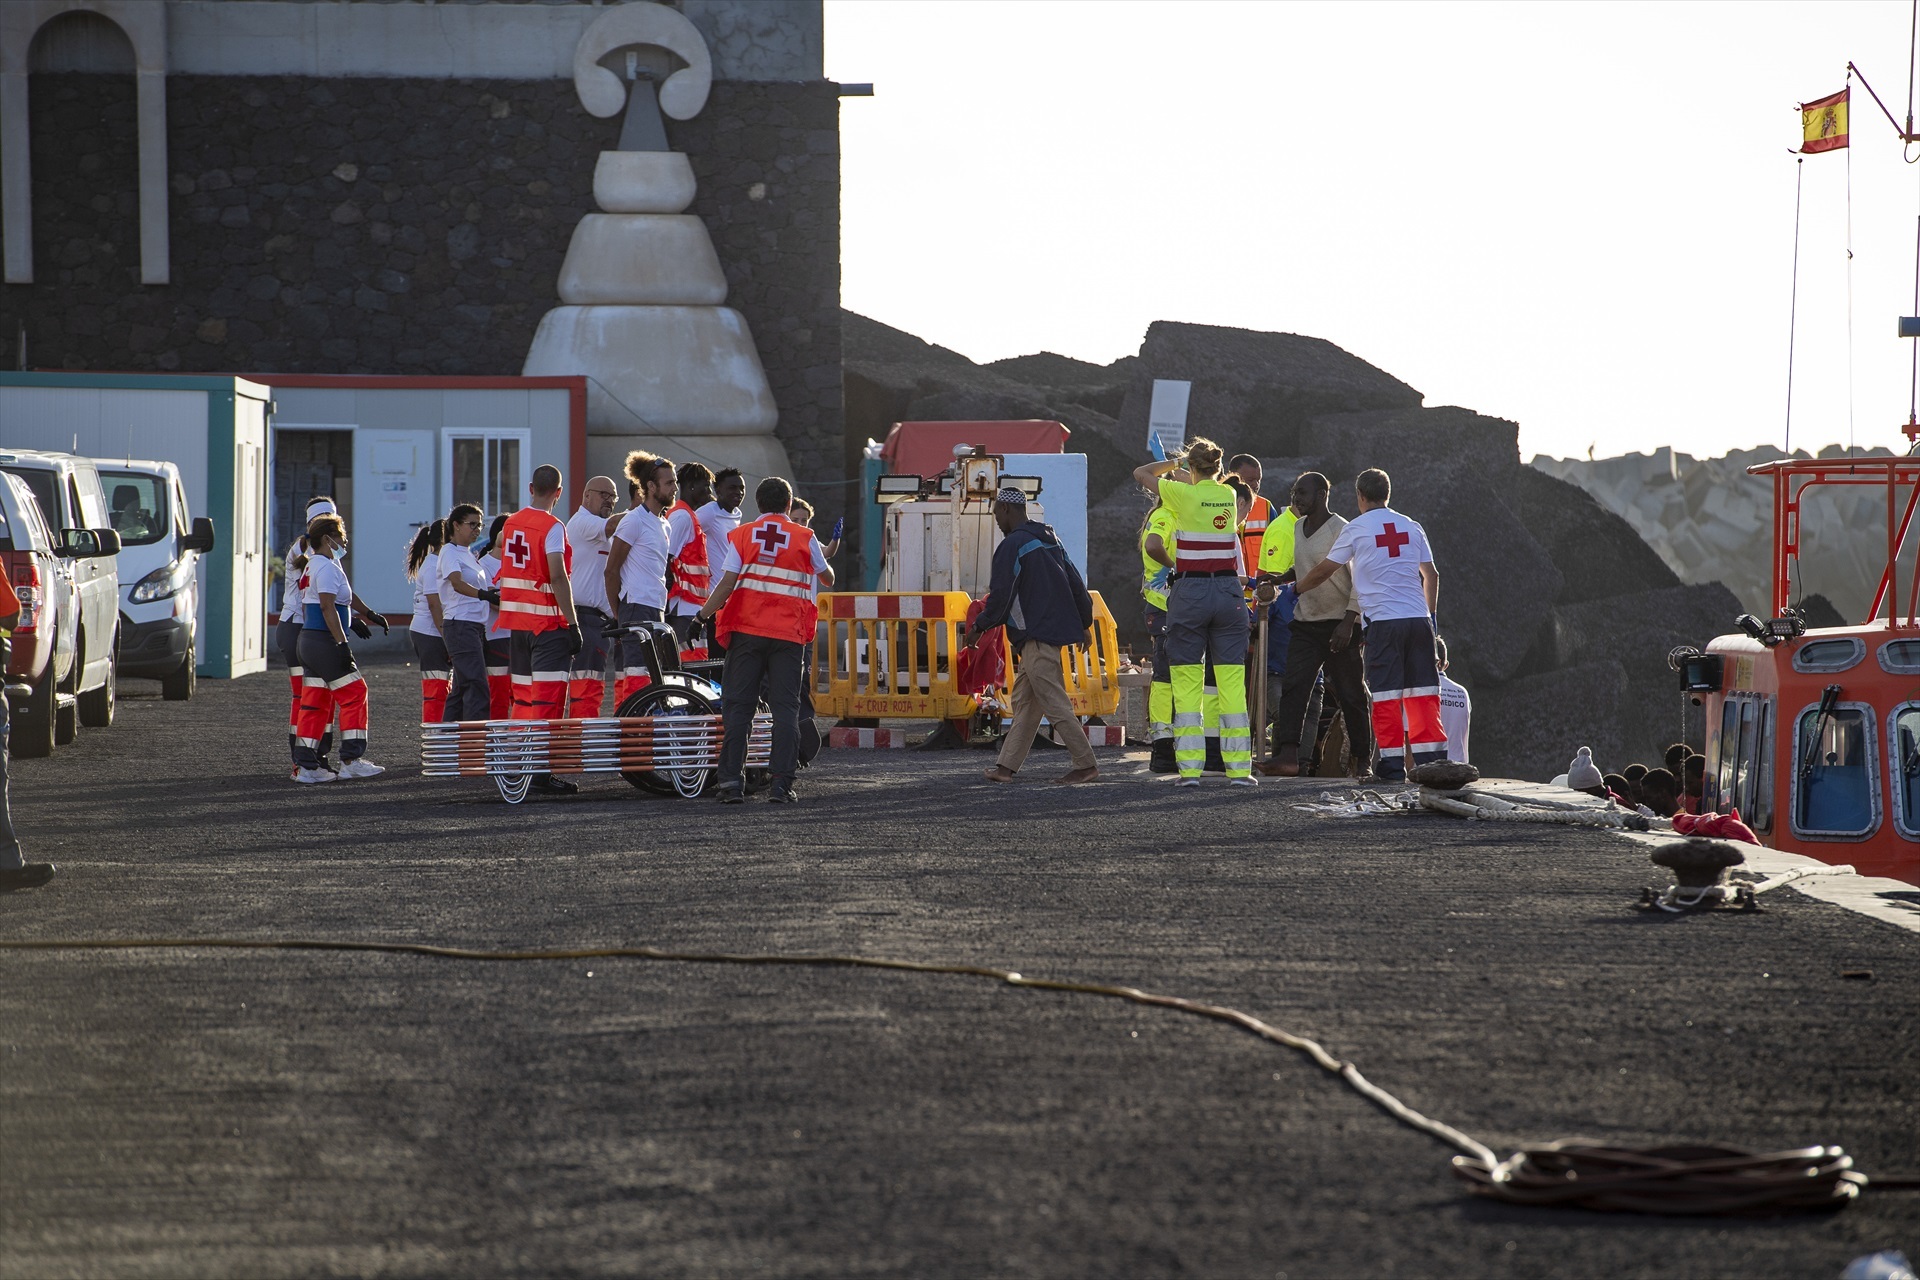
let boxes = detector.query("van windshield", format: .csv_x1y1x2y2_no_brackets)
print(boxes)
1,467,59,534
100,470,170,546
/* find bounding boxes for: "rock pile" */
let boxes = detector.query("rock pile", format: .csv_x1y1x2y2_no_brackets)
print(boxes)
844,313,1743,780
1531,445,1899,622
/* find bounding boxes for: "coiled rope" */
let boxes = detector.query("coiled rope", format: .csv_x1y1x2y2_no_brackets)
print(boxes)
1,934,1913,1212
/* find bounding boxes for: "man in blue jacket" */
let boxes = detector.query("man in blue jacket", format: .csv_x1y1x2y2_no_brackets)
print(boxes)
964,487,1099,785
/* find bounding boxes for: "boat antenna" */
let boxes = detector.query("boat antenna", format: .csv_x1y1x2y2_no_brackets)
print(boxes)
1786,156,1804,455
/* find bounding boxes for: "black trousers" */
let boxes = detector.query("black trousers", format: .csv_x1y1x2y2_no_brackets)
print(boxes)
1272,616,1372,761
443,619,491,721
719,631,802,787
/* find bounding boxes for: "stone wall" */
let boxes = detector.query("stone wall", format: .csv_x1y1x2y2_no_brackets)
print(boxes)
0,70,843,484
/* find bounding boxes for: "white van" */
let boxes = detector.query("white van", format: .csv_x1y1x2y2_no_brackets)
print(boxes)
97,460,216,700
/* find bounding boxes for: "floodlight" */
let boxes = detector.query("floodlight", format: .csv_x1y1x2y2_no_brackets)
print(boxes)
935,475,955,495
999,475,1043,500
873,474,926,505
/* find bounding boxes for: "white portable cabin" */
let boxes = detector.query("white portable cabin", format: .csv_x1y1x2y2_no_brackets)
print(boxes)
0,372,270,678
257,376,585,618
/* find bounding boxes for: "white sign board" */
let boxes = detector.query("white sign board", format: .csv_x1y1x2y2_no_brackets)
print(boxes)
1147,379,1191,461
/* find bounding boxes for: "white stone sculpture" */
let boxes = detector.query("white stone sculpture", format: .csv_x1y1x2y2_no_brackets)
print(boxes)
523,1,791,485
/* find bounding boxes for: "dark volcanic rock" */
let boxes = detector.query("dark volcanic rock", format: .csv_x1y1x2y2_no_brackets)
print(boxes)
1533,582,1743,770
1301,405,1521,487
1115,322,1423,458
1472,660,1630,782
1087,484,1157,645
1508,465,1680,605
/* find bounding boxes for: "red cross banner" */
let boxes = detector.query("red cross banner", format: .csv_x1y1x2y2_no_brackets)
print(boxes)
1374,522,1412,558
1800,87,1848,154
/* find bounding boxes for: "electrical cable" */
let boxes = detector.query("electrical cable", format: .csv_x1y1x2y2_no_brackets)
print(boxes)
0,934,1914,1213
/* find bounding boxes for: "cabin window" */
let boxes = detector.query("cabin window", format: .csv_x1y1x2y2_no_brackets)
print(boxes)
1890,704,1920,839
1735,698,1758,818
1880,640,1920,674
1712,700,1739,811
1792,703,1878,838
1752,701,1774,832
1791,638,1865,674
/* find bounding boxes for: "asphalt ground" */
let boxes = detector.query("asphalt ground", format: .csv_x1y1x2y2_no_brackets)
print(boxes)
1,653,1917,1279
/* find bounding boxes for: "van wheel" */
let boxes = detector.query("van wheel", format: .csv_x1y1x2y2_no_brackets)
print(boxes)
79,650,115,727
11,674,54,758
162,644,195,702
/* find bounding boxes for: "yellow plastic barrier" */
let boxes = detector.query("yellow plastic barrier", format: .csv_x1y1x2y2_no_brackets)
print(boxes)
813,590,1122,722
815,591,977,721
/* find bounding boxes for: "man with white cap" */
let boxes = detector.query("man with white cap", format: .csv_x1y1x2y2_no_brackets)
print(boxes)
965,486,1099,785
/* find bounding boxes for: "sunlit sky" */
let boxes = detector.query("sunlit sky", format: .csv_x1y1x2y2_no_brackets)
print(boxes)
824,0,1920,463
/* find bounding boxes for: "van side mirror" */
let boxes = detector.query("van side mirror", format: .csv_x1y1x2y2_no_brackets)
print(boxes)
56,528,119,558
181,517,216,555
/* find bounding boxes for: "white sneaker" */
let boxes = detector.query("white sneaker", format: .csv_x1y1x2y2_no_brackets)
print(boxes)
293,767,336,785
1174,776,1201,788
336,759,386,779
1229,775,1259,787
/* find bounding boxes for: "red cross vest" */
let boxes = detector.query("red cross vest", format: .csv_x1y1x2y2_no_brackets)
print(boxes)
496,507,571,634
666,499,710,609
716,514,818,646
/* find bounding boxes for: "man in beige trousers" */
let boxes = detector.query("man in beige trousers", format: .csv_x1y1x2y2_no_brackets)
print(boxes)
964,488,1098,784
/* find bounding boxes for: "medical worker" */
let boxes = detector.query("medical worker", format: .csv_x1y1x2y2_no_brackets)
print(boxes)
1132,439,1255,786
1138,489,1177,774
604,451,676,703
438,503,499,721
495,464,581,795
564,474,622,718
278,495,338,775
291,514,383,782
665,462,713,655
405,519,449,722
479,514,512,720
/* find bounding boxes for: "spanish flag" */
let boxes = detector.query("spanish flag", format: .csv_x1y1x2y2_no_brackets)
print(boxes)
1801,88,1849,153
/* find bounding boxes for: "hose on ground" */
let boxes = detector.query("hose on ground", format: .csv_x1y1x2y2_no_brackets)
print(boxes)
0,934,1912,1212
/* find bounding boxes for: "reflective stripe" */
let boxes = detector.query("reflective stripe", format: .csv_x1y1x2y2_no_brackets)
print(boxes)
532,670,572,682
340,728,369,740
421,669,451,681
745,562,815,585
739,576,813,600
674,562,712,579
325,672,364,691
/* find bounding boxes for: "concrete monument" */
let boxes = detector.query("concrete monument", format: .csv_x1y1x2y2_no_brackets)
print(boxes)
522,1,791,482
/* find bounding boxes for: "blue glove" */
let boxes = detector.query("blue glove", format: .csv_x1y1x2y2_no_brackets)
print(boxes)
1147,566,1171,592
830,516,844,541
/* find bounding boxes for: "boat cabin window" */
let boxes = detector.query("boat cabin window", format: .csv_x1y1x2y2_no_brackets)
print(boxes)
1880,640,1920,674
1709,694,1775,829
1752,701,1773,832
1792,702,1878,838
1792,638,1865,674
1890,704,1920,839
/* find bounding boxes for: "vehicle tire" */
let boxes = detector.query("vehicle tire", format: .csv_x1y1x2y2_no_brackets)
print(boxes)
615,681,721,797
11,674,54,759
161,644,195,702
79,647,115,728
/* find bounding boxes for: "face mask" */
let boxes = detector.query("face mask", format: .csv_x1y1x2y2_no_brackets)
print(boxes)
332,545,348,561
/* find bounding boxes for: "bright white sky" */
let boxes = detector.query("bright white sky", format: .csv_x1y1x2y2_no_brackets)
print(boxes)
824,0,1920,463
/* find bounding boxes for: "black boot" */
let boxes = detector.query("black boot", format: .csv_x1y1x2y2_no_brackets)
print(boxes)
1149,739,1177,774
1204,737,1227,773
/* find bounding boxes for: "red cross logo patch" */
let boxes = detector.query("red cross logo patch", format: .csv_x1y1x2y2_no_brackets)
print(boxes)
750,520,790,560
504,528,533,569
1374,521,1411,558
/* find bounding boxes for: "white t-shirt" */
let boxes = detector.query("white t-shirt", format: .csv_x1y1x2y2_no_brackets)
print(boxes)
613,506,672,610
409,549,441,636
565,506,614,614
695,500,740,553
304,555,352,629
480,553,507,641
438,543,492,626
1324,506,1433,622
280,539,307,619
1439,673,1471,764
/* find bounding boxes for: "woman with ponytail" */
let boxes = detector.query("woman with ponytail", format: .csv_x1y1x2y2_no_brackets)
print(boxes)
1132,437,1255,786
291,514,384,782
279,496,339,777
436,503,500,721
406,519,450,722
